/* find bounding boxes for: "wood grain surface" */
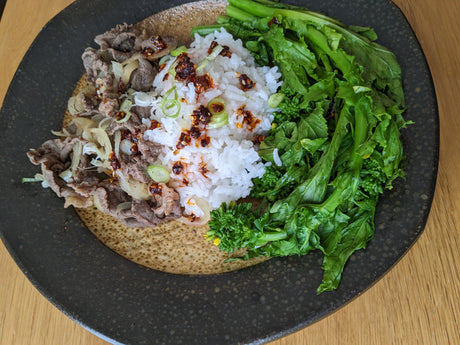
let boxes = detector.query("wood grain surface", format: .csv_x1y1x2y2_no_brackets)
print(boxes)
0,0,459,344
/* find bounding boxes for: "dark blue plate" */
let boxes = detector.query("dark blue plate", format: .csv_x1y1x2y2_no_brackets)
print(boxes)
0,0,438,344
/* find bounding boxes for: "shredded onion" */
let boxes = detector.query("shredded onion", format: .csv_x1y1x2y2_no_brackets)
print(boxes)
111,61,123,87
67,95,84,116
177,197,211,226
98,117,113,130
58,141,83,182
72,117,95,138
51,128,71,137
92,194,104,212
89,128,112,160
113,130,121,158
117,172,151,200
122,60,139,85
120,139,133,155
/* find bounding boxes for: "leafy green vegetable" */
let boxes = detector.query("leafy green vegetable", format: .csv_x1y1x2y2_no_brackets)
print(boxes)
194,0,410,293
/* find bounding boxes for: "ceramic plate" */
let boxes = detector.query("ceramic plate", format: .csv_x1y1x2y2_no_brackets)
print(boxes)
0,0,438,344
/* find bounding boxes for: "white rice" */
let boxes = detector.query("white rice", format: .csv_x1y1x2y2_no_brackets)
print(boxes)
137,29,282,216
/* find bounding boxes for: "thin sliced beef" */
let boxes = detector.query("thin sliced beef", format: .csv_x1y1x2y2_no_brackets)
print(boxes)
120,154,150,184
130,58,156,92
94,23,140,62
82,48,111,84
98,93,119,117
105,109,145,136
94,181,181,228
136,136,162,163
130,105,152,119
27,137,100,207
27,24,184,228
76,90,99,116
151,183,182,217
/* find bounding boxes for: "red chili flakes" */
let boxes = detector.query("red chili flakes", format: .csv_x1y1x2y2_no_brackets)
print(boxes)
268,17,280,26
151,35,168,52
209,101,224,114
176,130,191,149
117,79,126,94
190,125,201,139
149,182,163,195
108,152,121,171
122,129,141,143
142,48,155,59
163,73,169,81
208,40,232,58
194,73,214,95
238,73,256,91
131,129,141,142
131,143,139,155
201,135,211,148
143,35,168,57
252,134,265,146
149,119,161,130
175,53,196,83
182,177,190,186
199,160,209,178
114,110,127,122
188,213,198,222
237,105,261,132
172,161,184,175
121,129,132,140
191,105,212,126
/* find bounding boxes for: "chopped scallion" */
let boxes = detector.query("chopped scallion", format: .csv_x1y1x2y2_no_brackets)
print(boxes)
268,92,285,108
161,87,181,118
147,165,170,183
196,44,224,72
116,99,133,123
208,111,229,129
207,97,226,115
171,45,187,57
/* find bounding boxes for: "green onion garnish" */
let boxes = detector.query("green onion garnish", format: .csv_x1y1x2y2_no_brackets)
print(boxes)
207,97,226,115
208,111,229,129
161,87,181,118
171,45,187,57
268,92,284,108
116,99,133,123
146,165,170,183
196,44,224,72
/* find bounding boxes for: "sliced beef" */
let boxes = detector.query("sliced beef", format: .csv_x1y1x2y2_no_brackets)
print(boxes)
94,180,131,213
94,23,140,62
82,48,110,84
105,109,145,135
94,181,181,228
77,90,99,116
130,58,156,92
27,137,100,206
136,136,161,163
98,93,119,117
137,34,177,60
28,24,184,228
120,154,150,184
130,105,152,119
151,183,182,217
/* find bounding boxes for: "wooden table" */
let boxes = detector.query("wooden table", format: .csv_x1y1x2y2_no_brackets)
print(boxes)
1,0,459,344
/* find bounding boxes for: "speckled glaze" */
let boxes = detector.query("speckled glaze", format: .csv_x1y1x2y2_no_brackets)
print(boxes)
0,0,438,344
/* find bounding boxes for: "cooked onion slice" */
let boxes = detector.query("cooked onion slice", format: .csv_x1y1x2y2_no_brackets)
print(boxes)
117,172,151,200
178,197,211,226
